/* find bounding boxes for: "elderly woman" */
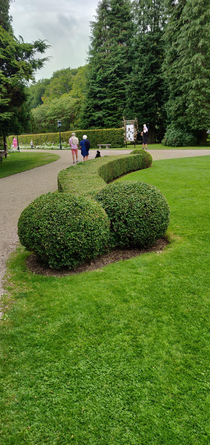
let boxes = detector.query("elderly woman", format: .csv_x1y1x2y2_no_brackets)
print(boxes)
69,132,79,164
79,135,90,161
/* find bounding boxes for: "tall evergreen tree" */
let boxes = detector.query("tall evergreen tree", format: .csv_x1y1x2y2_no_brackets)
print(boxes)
125,0,168,142
0,0,12,31
163,0,210,143
81,0,133,128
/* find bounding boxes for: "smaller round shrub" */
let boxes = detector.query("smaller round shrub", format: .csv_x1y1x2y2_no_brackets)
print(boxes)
18,192,110,269
95,181,170,248
130,149,145,154
162,124,197,147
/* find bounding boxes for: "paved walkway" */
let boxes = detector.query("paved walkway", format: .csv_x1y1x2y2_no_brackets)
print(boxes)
1,148,210,301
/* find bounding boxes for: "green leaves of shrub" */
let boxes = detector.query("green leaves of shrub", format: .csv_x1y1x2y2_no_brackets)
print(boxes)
98,151,152,183
162,124,197,147
95,181,170,248
18,192,110,269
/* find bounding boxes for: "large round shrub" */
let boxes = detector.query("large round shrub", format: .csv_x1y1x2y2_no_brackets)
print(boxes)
18,192,110,269
95,181,170,248
162,124,197,147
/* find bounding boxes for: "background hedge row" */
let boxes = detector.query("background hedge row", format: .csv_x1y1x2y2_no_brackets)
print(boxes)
7,128,124,148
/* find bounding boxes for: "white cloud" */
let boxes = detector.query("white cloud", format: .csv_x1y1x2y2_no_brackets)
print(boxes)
10,0,98,80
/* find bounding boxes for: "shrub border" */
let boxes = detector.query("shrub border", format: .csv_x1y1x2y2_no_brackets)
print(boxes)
57,151,153,199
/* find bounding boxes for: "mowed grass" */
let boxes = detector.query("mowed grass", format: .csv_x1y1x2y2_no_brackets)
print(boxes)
0,152,60,178
121,142,210,150
1,156,210,444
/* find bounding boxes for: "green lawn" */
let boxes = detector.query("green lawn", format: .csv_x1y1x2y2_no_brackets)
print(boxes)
1,156,210,444
92,143,210,150
125,142,210,150
0,152,60,178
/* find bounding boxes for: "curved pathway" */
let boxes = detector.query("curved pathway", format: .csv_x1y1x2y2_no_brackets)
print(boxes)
1,148,210,301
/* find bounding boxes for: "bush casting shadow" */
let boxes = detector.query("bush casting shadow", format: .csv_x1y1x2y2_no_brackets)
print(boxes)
18,150,170,271
26,237,168,276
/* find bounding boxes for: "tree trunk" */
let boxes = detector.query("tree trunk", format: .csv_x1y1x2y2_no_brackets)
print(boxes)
3,135,7,151
148,126,155,144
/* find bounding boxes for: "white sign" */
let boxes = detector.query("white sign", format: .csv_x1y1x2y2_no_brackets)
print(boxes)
126,123,134,141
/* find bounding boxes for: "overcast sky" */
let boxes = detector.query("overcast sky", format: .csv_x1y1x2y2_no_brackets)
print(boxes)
10,0,99,81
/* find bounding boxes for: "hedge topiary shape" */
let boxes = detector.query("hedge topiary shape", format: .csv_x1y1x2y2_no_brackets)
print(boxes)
95,181,170,248
18,192,110,270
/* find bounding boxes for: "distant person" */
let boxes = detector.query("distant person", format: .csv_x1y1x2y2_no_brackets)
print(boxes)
141,124,148,150
30,139,34,149
13,137,17,149
69,132,79,164
79,135,90,161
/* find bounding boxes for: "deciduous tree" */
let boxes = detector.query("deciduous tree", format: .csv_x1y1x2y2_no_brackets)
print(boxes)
0,1,48,146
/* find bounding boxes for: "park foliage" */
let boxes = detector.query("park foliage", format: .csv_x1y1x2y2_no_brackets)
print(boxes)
7,128,125,148
18,193,110,270
57,151,152,197
95,181,170,248
17,150,169,271
28,0,210,144
0,0,48,144
1,0,210,145
161,124,197,147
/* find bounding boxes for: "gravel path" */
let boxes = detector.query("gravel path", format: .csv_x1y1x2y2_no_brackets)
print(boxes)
1,148,210,303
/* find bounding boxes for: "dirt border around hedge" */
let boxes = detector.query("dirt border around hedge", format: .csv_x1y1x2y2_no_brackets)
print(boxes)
26,237,168,277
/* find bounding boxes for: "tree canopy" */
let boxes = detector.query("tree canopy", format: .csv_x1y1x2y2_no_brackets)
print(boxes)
30,66,88,132
125,0,168,142
81,0,133,129
3,0,210,145
163,0,210,142
0,1,49,143
0,0,12,31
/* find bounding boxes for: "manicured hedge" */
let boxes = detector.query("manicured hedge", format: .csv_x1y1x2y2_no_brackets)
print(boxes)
18,192,110,270
18,149,170,270
95,181,170,249
7,128,124,148
57,151,152,197
98,151,152,183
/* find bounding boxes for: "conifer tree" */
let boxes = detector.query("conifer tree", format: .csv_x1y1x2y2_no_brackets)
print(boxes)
81,0,133,129
163,0,210,143
0,0,12,31
125,0,168,142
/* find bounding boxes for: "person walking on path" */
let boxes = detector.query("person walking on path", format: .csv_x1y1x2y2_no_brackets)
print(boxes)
69,133,79,164
79,135,90,161
141,124,148,150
